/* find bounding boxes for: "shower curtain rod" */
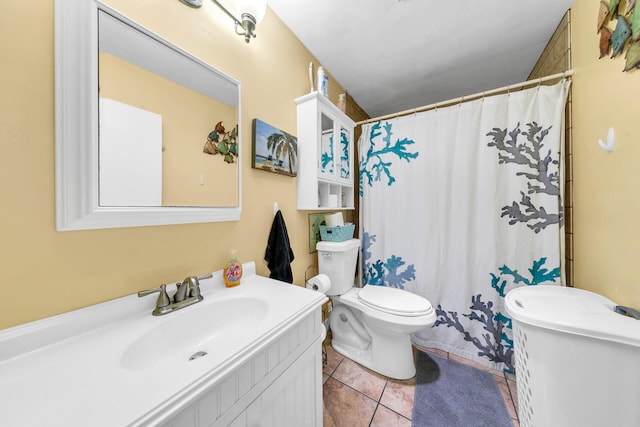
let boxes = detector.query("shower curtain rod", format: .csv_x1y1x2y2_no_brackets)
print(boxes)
356,69,574,126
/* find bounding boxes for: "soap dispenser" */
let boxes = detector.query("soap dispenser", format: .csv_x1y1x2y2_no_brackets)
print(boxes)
223,249,243,288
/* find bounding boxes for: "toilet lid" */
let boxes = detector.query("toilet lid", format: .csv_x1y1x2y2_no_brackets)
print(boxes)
357,286,433,317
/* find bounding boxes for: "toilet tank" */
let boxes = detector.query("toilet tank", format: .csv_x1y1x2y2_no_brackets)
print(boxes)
316,239,360,296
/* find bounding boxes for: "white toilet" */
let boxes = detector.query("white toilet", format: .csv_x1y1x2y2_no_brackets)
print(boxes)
316,239,436,380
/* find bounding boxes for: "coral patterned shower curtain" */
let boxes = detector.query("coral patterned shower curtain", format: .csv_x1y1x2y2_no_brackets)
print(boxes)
359,80,571,372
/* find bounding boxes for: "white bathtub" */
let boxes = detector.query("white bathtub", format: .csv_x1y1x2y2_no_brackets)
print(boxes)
0,262,327,426
506,285,640,427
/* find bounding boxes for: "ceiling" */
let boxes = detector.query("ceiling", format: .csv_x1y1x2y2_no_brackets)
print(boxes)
267,0,574,118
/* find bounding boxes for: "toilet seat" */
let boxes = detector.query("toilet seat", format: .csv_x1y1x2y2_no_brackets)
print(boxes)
357,286,433,317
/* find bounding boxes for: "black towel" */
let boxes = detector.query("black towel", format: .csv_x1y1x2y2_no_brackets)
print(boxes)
264,210,295,283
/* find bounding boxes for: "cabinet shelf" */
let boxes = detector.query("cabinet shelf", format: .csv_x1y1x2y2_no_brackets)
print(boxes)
296,92,356,210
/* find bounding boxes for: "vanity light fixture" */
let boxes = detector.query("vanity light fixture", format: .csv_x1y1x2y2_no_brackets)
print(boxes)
179,0,267,43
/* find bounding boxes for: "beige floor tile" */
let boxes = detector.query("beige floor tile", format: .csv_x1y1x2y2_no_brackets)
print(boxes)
323,347,519,426
494,374,518,420
421,347,449,359
331,357,387,401
323,378,377,427
323,344,344,376
370,405,411,427
449,353,503,376
380,379,415,420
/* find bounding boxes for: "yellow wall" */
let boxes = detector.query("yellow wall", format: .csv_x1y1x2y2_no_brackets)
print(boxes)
0,0,345,329
6,0,637,330
571,0,640,307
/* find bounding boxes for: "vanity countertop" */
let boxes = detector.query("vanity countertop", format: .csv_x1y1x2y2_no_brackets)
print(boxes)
0,262,327,426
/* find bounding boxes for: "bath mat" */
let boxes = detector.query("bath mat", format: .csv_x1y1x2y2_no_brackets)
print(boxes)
412,351,513,427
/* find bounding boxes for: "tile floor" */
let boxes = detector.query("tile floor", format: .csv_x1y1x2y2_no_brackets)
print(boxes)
322,343,519,427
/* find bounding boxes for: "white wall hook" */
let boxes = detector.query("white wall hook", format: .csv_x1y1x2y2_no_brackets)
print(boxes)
598,127,615,152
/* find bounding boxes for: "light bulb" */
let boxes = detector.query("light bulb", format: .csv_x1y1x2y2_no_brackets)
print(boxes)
234,0,266,24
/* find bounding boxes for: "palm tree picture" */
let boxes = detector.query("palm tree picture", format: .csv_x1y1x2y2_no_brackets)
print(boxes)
252,119,298,176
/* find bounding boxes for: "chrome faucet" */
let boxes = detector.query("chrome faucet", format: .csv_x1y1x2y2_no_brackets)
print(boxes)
138,273,212,316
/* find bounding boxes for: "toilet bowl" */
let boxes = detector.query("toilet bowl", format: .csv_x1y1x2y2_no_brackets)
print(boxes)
316,239,436,380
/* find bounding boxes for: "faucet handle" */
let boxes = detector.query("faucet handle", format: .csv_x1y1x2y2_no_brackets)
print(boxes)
191,273,211,297
138,284,171,308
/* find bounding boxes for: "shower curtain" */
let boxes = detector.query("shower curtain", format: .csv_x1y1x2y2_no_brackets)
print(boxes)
359,80,571,372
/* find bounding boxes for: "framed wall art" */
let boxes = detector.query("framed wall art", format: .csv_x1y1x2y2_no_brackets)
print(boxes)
252,119,298,176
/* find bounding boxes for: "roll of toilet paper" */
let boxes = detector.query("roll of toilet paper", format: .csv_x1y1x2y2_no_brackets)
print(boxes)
325,212,344,227
306,274,331,293
327,194,339,208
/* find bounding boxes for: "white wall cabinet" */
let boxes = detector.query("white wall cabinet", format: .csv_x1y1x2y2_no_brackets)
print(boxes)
296,92,356,210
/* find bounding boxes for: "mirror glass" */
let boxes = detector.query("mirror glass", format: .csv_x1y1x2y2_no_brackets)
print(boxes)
320,113,334,178
55,0,242,230
98,10,239,208
339,126,350,180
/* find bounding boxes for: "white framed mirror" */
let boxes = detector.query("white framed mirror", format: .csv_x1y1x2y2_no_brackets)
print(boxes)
55,0,242,231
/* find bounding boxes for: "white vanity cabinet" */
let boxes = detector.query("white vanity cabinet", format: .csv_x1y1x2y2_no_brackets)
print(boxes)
296,92,356,210
0,264,326,427
161,310,324,427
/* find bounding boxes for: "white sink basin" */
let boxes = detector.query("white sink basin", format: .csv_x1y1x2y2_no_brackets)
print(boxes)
121,296,269,371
